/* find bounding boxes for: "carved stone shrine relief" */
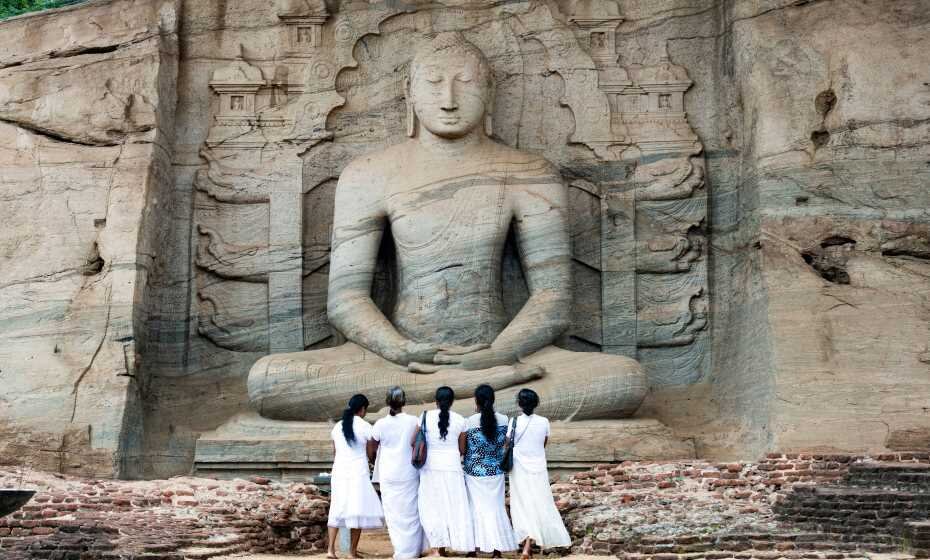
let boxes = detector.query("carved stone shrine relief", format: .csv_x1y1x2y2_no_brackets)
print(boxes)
193,0,709,387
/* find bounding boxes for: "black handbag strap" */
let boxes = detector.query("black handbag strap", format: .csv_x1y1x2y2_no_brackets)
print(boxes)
420,411,427,433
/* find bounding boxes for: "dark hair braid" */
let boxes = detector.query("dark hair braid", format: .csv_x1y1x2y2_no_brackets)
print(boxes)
474,384,498,441
341,394,369,444
435,386,455,440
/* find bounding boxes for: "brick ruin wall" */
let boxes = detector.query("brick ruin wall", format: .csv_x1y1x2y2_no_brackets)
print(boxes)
2,452,929,559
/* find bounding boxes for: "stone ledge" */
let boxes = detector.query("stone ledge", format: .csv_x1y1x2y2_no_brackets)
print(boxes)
194,412,695,480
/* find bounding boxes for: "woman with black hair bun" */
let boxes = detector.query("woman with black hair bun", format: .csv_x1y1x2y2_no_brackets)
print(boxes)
414,386,474,556
463,384,518,557
508,389,571,559
327,394,383,559
369,387,425,560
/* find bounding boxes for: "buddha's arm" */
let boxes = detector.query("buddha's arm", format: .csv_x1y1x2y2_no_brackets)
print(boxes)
493,178,573,358
432,175,571,370
326,163,436,366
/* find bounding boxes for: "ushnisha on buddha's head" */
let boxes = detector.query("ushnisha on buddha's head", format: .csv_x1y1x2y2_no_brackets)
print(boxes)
406,32,494,139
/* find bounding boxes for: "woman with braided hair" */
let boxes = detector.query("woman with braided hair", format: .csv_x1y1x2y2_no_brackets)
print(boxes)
508,389,571,559
463,384,518,557
327,394,383,559
414,386,474,556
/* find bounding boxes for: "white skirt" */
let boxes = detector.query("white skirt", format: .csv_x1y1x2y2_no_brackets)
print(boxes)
417,468,475,551
380,478,425,560
328,461,385,529
465,474,518,552
509,463,571,549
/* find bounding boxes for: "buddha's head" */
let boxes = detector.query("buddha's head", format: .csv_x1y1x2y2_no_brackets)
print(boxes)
406,32,494,139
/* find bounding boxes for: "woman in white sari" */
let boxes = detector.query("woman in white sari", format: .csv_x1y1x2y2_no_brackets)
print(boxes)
464,384,517,557
415,386,475,556
328,394,384,559
508,389,572,559
369,387,425,560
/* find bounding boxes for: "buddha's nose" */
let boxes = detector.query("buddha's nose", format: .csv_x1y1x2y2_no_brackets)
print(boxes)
440,82,458,112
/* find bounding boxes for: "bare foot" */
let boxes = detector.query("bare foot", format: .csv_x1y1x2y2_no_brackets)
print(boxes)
327,553,338,559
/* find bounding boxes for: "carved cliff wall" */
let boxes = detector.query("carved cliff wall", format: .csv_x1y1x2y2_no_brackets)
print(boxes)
0,0,927,478
0,0,179,477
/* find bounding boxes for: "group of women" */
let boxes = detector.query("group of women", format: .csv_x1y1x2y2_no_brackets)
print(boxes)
326,384,571,560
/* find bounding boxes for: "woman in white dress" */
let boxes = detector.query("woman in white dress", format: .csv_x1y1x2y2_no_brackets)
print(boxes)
415,386,475,556
464,384,518,557
328,394,384,559
368,387,425,560
508,389,572,559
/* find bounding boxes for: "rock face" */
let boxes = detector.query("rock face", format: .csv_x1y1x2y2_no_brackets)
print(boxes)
0,0,928,478
0,0,179,478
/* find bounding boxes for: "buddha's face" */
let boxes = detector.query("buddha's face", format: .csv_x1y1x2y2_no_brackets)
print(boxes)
409,52,489,139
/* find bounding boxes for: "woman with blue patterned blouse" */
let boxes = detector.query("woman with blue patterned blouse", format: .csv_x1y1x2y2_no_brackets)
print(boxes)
463,384,518,557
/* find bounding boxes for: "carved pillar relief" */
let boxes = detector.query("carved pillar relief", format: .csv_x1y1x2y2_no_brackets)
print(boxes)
565,7,708,384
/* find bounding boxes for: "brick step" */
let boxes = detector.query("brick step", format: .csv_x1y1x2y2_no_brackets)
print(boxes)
846,463,930,490
904,520,930,557
593,532,904,556
615,551,897,560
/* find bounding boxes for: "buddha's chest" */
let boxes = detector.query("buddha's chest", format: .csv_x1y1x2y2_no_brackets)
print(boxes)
386,177,512,251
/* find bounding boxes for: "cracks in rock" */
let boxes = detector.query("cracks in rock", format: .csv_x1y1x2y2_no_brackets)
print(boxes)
0,34,156,71
0,116,121,147
824,292,859,312
70,283,113,424
0,268,81,290
665,0,836,43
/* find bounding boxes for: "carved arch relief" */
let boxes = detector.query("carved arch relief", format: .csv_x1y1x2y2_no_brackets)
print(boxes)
191,0,708,386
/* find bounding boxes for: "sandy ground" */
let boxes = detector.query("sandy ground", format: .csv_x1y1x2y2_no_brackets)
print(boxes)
208,530,900,560
212,530,570,559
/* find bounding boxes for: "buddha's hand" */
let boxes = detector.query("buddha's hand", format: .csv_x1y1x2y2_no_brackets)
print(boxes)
408,344,518,373
388,340,440,367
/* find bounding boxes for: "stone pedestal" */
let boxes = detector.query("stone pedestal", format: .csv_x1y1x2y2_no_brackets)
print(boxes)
194,412,695,481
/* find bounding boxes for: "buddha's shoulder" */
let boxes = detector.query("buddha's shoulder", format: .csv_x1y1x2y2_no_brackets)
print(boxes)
340,143,410,180
485,141,560,178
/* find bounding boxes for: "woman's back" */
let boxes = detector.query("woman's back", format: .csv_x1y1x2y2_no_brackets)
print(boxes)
372,412,419,482
464,412,509,477
423,409,466,471
331,416,372,466
511,413,550,473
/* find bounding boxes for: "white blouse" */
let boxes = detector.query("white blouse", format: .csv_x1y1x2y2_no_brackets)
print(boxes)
509,413,551,474
372,412,419,483
422,409,466,472
331,415,373,470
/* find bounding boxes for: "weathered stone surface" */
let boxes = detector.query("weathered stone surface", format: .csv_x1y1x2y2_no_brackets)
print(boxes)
193,413,695,480
0,0,928,478
0,0,179,478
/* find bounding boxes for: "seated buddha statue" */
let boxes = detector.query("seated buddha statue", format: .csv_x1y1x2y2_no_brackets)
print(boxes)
247,32,648,422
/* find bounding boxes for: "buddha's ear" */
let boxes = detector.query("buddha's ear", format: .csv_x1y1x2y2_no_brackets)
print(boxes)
404,77,417,138
484,80,495,137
